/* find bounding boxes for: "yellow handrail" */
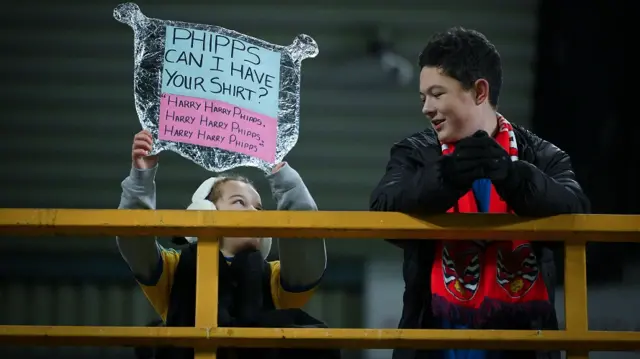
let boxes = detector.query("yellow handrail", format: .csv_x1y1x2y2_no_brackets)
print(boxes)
1,326,640,351
1,209,638,241
1,209,639,359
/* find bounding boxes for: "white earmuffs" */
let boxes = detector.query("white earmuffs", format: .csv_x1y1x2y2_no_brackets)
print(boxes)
184,177,272,259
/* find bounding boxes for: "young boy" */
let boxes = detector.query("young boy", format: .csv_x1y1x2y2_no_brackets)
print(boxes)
118,130,337,359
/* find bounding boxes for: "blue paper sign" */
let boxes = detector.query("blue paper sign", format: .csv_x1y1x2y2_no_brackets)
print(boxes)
161,25,282,118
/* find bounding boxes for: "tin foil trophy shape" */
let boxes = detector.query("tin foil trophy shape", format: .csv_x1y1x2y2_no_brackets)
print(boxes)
114,3,318,173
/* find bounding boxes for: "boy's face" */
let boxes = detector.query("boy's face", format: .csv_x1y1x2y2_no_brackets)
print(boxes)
214,180,264,253
419,66,481,143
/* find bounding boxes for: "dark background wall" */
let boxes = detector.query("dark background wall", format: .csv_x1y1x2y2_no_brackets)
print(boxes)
531,0,635,283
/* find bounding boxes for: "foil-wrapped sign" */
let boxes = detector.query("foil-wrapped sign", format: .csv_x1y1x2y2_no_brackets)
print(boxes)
114,3,318,173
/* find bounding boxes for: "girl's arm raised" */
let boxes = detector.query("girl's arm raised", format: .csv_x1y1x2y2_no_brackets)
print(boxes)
267,163,327,293
116,164,163,284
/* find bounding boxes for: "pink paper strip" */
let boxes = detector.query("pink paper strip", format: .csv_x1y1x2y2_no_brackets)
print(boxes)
158,93,277,163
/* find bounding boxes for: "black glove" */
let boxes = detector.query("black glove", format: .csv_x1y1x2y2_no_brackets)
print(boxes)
440,130,492,189
462,130,513,183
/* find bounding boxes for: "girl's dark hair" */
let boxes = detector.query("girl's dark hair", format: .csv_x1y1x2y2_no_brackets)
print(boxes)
172,175,254,246
207,174,253,203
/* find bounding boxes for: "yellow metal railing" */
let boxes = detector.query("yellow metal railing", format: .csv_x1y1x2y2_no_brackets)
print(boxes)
0,209,639,359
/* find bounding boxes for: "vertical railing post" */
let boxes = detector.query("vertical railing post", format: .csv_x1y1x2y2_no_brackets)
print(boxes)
564,242,589,359
194,237,220,358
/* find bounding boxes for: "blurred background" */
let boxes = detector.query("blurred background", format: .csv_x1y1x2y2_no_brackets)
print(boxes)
0,0,633,358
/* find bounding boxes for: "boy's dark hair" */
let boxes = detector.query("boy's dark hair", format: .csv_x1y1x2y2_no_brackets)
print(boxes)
418,27,502,108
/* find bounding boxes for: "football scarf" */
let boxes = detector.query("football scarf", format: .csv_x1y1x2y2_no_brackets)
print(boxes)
431,114,553,328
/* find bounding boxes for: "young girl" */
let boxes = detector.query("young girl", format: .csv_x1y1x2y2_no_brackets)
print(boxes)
118,130,336,359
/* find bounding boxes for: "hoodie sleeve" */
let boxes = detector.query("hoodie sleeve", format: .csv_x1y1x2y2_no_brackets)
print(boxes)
116,165,164,284
266,163,327,295
116,164,182,321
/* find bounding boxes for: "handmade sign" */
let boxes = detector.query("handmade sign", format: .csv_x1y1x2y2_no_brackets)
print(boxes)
114,3,318,173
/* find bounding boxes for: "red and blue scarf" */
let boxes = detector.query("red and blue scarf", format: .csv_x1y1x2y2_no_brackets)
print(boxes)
431,115,553,328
